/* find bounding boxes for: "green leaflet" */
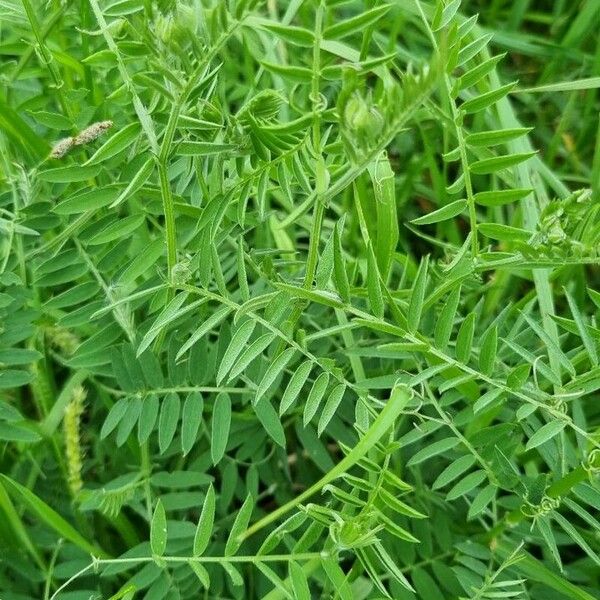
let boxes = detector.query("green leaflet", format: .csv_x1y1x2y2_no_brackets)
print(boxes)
158,392,181,454
181,392,203,456
411,199,467,225
317,384,346,436
228,333,276,381
193,484,215,556
407,255,429,334
255,347,296,405
150,499,167,556
366,241,384,318
280,360,313,415
525,421,567,451
225,493,254,555
303,371,330,426
217,319,256,384
211,392,231,464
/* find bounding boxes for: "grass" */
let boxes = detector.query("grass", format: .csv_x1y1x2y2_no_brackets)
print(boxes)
1,0,600,598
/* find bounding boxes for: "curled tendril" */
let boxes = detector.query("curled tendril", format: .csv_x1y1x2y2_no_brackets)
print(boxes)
521,495,560,518
309,91,328,113
583,449,600,475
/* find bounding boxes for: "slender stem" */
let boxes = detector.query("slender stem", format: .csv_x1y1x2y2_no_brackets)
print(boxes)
21,0,73,120
50,552,325,599
277,2,326,352
414,0,478,257
98,384,251,397
303,1,325,290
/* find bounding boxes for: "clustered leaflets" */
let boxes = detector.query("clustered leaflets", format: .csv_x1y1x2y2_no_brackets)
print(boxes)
0,0,600,599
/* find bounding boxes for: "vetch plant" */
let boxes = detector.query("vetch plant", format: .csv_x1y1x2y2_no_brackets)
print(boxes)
0,0,600,598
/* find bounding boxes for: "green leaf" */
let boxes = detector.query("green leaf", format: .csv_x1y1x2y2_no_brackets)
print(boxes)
434,285,461,348
516,76,600,94
255,347,296,405
181,392,203,456
469,152,537,175
280,361,313,415
467,484,496,519
193,483,215,556
366,242,384,318
116,396,142,446
225,493,254,556
457,33,493,66
211,392,231,464
564,288,598,366
407,437,460,467
87,214,145,245
479,223,531,242
446,469,487,500
39,164,102,183
84,122,141,164
188,561,210,588
150,499,167,556
118,238,164,284
217,319,256,384
110,157,154,208
176,305,232,360
228,333,276,381
0,423,41,443
254,398,286,447
553,511,600,566
456,54,506,92
333,220,350,303
321,557,353,600
158,392,181,454
137,292,190,356
407,255,429,334
455,312,475,363
432,455,477,489
525,421,567,451
54,186,121,214
410,199,467,225
473,188,532,206
0,370,33,389
466,127,533,147
433,0,461,30
261,61,312,83
303,371,330,426
260,22,314,46
275,283,344,308
460,82,517,114
324,5,391,39
317,384,345,436
137,393,159,443
177,141,237,155
478,325,498,376
289,561,311,600
101,397,130,439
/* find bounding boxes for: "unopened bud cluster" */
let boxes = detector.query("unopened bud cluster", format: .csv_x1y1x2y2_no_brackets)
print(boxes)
50,120,113,159
64,385,86,497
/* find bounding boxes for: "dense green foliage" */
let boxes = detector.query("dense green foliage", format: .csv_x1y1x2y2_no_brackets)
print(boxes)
1,0,600,598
